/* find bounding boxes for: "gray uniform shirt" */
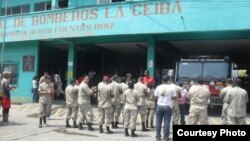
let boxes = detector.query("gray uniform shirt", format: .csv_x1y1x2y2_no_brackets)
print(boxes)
220,85,232,103
98,84,113,108
78,82,93,106
171,83,181,106
188,85,211,109
109,81,122,105
225,86,248,117
146,88,155,108
123,89,139,110
134,82,147,106
38,82,51,104
65,85,78,107
120,83,128,104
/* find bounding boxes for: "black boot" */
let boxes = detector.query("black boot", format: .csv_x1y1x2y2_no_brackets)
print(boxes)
99,125,103,133
106,126,113,134
111,122,116,128
125,128,129,137
79,123,83,130
131,129,138,137
39,118,42,128
141,122,150,132
2,110,6,123
6,109,9,123
150,121,155,128
6,114,9,123
87,122,94,131
114,122,119,128
73,121,78,128
43,116,47,124
146,121,149,128
65,120,71,128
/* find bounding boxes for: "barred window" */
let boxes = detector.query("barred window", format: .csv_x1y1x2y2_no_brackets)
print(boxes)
98,0,125,5
34,1,52,12
1,5,30,16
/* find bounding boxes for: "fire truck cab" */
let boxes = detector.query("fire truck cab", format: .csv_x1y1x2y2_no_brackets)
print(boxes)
175,56,233,106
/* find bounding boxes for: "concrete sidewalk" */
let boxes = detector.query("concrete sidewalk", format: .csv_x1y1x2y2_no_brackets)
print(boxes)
1,101,250,141
0,102,158,141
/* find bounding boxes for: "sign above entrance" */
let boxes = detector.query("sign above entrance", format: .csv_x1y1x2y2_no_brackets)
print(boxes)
0,0,182,42
0,0,250,43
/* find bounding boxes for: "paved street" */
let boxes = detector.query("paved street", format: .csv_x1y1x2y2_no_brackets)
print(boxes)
0,102,250,141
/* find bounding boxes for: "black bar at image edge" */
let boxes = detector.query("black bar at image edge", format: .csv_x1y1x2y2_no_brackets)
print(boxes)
173,125,250,141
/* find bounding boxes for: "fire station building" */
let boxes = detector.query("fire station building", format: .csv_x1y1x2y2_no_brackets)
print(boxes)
0,0,250,103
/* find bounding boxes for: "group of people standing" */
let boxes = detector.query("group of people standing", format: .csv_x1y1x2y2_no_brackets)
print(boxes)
62,70,188,141
62,70,157,136
36,69,249,141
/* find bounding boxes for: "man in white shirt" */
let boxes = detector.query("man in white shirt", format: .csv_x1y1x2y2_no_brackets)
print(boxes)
154,76,177,141
32,76,38,103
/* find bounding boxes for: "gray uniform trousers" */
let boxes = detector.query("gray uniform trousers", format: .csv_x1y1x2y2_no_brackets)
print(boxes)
112,104,121,123
66,106,78,121
146,108,155,122
38,103,51,118
124,109,137,129
99,107,112,126
79,105,93,124
137,106,146,122
172,101,180,125
227,117,246,125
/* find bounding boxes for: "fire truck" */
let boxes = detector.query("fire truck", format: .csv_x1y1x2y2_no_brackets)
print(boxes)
174,56,233,106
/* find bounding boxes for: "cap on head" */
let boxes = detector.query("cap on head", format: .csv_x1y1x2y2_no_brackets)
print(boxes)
144,70,149,75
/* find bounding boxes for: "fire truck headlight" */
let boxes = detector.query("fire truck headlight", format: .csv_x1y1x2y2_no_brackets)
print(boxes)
210,81,215,86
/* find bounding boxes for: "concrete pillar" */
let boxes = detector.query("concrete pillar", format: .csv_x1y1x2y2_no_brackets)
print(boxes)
52,0,57,9
30,2,35,12
147,36,155,77
0,0,2,15
67,43,76,85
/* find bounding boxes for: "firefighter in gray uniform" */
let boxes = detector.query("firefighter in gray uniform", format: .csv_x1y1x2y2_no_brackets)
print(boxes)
65,80,79,128
134,77,150,131
219,79,232,125
120,77,128,124
123,81,139,137
145,82,155,128
170,81,181,125
38,76,52,128
78,76,97,131
187,79,210,125
109,75,123,128
225,78,248,125
98,77,114,134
